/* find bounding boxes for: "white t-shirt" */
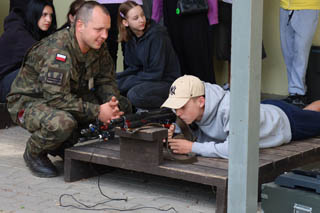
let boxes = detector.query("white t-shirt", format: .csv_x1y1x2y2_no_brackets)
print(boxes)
97,0,142,5
222,0,232,4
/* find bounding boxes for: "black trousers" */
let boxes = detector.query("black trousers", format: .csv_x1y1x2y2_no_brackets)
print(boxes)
163,0,215,83
214,2,266,61
0,69,19,102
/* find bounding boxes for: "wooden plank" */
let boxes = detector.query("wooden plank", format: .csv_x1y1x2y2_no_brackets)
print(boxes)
115,127,168,141
291,141,320,148
66,145,228,186
274,144,314,153
193,157,273,175
260,148,298,156
120,137,163,165
91,140,121,151
65,128,320,213
293,138,320,145
216,180,228,213
64,154,115,182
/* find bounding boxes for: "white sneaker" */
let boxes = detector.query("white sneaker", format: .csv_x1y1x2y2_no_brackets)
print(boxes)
222,83,230,90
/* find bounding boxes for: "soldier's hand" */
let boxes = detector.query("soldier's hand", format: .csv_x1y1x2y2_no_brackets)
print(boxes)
108,96,124,119
168,138,193,154
98,96,124,123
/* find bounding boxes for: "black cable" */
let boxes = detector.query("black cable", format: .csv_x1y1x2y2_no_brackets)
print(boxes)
58,150,178,212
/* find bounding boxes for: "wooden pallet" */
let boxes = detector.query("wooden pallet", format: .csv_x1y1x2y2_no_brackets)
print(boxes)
64,127,320,213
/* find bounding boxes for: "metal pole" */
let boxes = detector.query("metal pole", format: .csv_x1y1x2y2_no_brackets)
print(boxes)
228,0,263,212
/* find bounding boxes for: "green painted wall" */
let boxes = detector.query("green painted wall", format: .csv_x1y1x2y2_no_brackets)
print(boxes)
215,0,320,95
0,1,9,34
54,0,74,27
1,0,320,96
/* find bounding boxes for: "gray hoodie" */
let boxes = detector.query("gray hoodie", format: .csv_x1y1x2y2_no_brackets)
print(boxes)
190,83,292,159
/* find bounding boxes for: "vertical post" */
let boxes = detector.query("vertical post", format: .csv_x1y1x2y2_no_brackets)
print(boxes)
228,0,263,212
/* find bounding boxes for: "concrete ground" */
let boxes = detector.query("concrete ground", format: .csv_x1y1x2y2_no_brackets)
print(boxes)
0,126,265,213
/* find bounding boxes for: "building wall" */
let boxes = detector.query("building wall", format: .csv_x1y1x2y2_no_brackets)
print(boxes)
1,0,320,95
0,1,9,34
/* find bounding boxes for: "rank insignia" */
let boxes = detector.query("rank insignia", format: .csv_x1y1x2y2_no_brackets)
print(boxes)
46,69,64,86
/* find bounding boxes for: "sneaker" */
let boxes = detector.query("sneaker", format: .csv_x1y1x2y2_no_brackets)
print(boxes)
222,83,230,91
283,94,307,108
23,148,58,178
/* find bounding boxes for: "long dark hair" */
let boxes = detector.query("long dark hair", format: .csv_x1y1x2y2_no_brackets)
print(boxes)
25,0,57,41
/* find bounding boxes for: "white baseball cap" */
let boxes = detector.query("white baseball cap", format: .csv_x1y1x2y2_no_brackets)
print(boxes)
161,75,204,109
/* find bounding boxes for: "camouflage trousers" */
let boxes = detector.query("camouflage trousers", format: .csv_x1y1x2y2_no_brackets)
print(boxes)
22,103,91,156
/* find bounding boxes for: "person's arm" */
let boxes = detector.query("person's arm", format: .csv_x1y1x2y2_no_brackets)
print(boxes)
207,0,219,25
116,33,168,92
168,137,229,159
168,119,230,159
136,33,168,80
151,0,163,23
192,139,229,159
115,42,143,93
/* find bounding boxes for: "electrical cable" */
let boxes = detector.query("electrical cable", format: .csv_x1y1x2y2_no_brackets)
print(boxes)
58,150,177,212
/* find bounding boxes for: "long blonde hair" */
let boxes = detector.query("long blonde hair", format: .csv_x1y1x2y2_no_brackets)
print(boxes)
118,1,149,42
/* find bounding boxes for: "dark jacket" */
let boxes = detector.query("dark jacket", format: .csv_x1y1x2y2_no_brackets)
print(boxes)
10,0,30,11
0,8,37,79
116,20,181,93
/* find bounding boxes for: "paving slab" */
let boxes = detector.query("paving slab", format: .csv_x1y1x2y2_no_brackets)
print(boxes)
0,126,266,213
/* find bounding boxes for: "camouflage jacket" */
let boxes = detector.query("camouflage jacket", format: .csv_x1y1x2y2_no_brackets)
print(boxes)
7,25,125,122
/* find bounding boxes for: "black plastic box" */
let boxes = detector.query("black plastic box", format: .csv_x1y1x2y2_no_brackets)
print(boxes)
261,182,320,213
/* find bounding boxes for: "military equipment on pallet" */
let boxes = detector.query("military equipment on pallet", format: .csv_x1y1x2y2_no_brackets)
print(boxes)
261,169,320,213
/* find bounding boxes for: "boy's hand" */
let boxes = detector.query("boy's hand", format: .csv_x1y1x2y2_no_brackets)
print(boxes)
163,124,176,143
168,138,193,154
168,124,175,139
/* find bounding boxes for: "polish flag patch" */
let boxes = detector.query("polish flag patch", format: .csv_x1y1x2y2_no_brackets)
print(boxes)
56,53,67,62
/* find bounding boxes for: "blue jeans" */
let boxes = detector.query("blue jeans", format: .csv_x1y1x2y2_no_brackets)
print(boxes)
262,100,320,141
280,8,319,95
0,69,19,102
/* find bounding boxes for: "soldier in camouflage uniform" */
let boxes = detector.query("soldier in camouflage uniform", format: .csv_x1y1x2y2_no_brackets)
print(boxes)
7,1,131,178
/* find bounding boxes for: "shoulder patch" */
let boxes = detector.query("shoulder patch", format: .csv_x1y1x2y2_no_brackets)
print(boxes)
56,53,67,62
46,68,64,86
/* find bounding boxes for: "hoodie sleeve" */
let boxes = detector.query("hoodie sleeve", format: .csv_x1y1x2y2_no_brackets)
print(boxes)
192,138,229,159
151,0,163,23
